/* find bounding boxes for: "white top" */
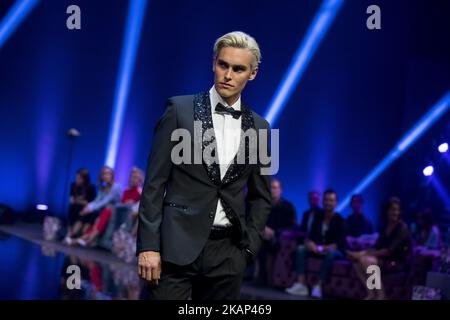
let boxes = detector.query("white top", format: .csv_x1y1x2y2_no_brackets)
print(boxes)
209,85,242,226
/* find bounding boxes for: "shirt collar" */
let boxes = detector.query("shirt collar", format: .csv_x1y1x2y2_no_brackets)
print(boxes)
209,85,241,113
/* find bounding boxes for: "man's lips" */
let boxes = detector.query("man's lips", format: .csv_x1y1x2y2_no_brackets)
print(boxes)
220,83,233,88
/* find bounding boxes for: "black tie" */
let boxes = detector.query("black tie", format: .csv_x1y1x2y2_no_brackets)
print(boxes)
215,102,242,119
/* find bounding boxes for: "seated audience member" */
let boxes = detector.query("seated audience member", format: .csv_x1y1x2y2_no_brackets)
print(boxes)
286,189,346,298
64,168,97,240
64,166,121,245
257,178,297,285
346,194,374,238
347,197,412,300
128,201,141,237
74,166,144,247
299,191,322,236
411,208,442,251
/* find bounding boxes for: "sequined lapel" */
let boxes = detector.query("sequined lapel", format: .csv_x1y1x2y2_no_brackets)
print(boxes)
193,91,255,186
194,91,221,185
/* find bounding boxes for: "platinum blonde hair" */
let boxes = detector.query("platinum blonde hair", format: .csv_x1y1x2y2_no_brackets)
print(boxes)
213,31,261,70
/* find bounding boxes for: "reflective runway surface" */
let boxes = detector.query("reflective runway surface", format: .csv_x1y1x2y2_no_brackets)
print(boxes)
0,224,304,300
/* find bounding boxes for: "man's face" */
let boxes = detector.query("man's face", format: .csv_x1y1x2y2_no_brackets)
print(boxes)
388,203,401,223
271,180,282,200
212,46,258,103
323,193,337,212
351,197,363,213
308,192,320,208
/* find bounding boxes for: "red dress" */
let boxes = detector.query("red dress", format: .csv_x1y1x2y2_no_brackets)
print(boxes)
87,187,141,234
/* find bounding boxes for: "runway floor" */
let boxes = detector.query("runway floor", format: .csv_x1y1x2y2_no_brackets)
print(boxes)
0,222,306,300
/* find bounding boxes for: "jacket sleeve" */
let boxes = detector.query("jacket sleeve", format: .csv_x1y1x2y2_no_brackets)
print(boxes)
244,121,272,260
136,99,177,254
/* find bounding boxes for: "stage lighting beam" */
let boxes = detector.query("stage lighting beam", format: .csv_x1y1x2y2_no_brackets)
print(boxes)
264,0,345,126
104,0,148,168
0,0,40,49
337,90,450,212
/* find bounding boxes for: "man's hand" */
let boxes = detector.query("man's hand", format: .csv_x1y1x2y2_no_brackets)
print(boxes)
138,251,161,285
75,196,88,206
79,206,92,216
305,240,318,254
263,226,275,241
346,250,366,261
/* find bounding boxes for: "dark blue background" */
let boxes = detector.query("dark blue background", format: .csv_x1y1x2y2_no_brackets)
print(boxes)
1,0,449,228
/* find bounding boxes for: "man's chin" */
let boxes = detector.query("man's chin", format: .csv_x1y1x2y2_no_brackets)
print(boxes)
216,87,233,98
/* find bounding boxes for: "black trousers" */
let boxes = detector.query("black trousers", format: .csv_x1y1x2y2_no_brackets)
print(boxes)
67,204,84,226
147,236,247,300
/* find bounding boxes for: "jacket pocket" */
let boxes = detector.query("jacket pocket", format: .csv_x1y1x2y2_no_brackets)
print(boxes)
163,202,188,211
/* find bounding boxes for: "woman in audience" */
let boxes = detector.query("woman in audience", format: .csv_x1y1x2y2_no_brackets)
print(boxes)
73,166,143,247
64,168,97,240
64,166,121,245
347,197,412,300
411,209,442,250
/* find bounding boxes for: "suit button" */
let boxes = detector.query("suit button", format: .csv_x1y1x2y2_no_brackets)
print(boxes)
209,211,214,218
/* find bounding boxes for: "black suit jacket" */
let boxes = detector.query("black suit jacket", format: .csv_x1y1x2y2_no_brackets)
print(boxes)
137,91,272,265
308,211,347,253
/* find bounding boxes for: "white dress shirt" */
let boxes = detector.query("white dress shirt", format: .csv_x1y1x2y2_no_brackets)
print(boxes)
209,85,242,227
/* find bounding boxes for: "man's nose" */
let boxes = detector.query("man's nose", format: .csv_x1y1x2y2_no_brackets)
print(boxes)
224,68,232,80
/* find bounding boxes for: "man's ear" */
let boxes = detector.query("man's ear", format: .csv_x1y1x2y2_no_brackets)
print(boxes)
248,67,258,81
212,57,216,72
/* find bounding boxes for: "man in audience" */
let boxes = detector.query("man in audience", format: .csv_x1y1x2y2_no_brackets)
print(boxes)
257,178,297,286
299,191,322,236
346,194,373,238
285,189,346,299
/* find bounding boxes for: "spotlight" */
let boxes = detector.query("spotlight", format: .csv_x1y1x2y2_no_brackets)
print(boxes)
36,204,48,211
438,142,448,153
67,128,81,138
423,165,434,177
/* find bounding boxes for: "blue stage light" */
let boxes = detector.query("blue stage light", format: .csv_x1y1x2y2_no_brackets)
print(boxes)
423,165,434,177
36,204,48,211
264,0,345,126
438,142,448,153
0,0,39,49
104,0,148,168
337,90,450,212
